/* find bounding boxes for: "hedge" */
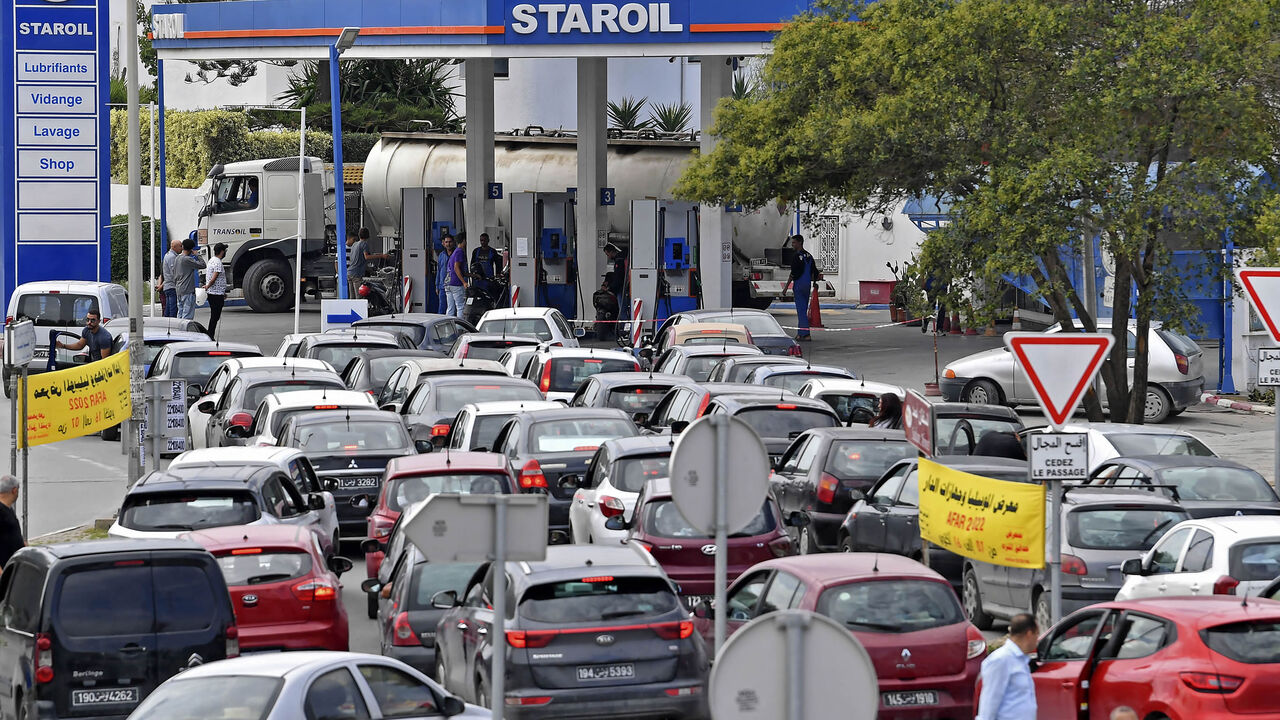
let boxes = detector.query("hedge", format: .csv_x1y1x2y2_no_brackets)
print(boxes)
110,109,379,189
108,213,168,284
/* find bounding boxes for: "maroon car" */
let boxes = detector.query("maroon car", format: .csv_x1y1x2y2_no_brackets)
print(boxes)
695,554,986,718
608,476,796,598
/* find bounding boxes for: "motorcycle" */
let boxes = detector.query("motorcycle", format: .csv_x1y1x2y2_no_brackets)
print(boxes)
463,274,508,326
357,267,401,317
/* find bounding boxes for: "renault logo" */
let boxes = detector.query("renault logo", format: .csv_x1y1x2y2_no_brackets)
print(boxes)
595,634,615,646
700,544,716,556
901,648,911,662
896,648,915,670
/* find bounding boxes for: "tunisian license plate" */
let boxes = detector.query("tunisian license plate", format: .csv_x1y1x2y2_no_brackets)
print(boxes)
577,663,634,682
338,476,380,489
882,690,939,707
71,687,140,707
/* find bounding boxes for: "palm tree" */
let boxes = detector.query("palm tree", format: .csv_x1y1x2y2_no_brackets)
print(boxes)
607,96,651,130
649,101,693,133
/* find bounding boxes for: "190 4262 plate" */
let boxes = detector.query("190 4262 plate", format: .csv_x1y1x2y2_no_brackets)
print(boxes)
71,687,140,707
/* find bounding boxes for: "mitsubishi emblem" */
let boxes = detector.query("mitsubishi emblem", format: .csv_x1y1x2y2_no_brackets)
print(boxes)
348,458,358,469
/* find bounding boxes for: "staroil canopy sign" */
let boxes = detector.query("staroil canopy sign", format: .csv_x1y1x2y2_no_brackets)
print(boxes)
506,1,692,42
1,0,111,306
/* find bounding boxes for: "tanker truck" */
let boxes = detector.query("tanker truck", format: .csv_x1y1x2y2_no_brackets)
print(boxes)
198,131,833,312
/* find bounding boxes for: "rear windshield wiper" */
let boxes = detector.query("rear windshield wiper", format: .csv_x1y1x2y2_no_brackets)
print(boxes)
844,620,903,632
144,524,195,530
600,609,649,620
245,573,294,585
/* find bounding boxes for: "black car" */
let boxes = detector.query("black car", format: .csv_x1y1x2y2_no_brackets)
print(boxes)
277,408,416,537
434,545,709,719
145,341,262,397
294,330,410,373
399,374,543,441
490,407,639,543
566,371,695,421
838,456,1029,587
1088,455,1280,518
771,427,918,553
195,366,344,448
370,544,481,678
702,393,841,463
640,382,793,435
0,539,237,720
930,402,1024,456
352,313,474,353
339,349,445,395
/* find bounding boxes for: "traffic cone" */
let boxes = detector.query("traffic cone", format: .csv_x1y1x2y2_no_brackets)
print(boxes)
808,284,824,328
949,311,962,335
984,321,998,337
1011,308,1022,330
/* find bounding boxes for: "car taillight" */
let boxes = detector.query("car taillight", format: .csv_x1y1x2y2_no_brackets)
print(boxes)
816,473,839,505
1180,671,1243,693
966,624,987,659
598,496,625,518
1061,554,1087,576
293,579,338,602
35,633,53,683
768,536,793,558
459,346,469,358
520,460,548,489
695,393,710,417
787,344,803,357
1213,575,1240,595
750,272,763,281
652,620,694,640
357,284,371,298
393,612,422,647
506,630,556,649
431,424,451,437
665,687,702,696
228,412,253,428
225,625,239,658
370,514,396,540
506,697,553,706
539,362,553,393
1175,353,1189,374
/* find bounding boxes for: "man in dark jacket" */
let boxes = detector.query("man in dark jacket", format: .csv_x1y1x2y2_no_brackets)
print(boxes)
0,475,25,568
470,233,504,294
781,234,819,341
603,243,628,313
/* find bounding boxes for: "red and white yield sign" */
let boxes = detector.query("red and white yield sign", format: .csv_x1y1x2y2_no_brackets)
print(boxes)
1005,332,1114,430
1237,268,1280,343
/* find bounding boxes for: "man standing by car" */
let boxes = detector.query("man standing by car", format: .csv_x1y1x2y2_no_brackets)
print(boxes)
470,232,503,295
160,239,181,317
0,476,24,568
976,613,1038,720
781,234,819,341
175,237,207,320
445,233,469,318
55,310,113,361
435,234,455,313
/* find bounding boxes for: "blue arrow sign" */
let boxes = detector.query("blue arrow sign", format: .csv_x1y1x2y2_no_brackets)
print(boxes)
326,309,364,325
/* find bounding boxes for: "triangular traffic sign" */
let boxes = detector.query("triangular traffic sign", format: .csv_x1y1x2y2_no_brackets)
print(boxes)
1005,332,1114,430
1237,268,1280,343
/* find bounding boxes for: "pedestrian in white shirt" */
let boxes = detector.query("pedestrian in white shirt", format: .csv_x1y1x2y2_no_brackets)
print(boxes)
976,613,1039,720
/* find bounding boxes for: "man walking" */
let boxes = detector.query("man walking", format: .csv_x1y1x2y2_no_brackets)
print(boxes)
160,239,181,317
203,242,228,338
976,613,1039,720
435,234,456,313
445,233,469,318
0,476,25,569
470,232,503,295
175,237,207,320
55,310,113,361
781,234,819,341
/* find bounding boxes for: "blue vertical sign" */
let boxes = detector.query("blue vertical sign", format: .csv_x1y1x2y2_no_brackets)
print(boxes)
1,0,111,307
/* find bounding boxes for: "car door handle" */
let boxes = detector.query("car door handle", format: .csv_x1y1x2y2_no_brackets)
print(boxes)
120,644,147,654
476,627,488,635
1157,584,1167,592
1189,583,1200,593
456,621,468,630
585,502,595,508
1061,681,1075,690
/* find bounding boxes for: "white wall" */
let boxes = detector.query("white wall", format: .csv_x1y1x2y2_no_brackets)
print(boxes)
803,200,926,303
108,183,205,245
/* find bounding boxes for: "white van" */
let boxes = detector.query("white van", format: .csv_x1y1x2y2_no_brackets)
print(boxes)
4,281,129,389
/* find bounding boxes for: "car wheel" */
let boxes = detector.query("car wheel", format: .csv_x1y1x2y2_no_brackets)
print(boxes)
101,425,120,442
1,377,10,400
366,591,378,620
1034,591,1052,634
15,691,25,720
1143,385,1172,424
963,568,994,630
962,379,1001,406
799,524,819,555
839,535,855,553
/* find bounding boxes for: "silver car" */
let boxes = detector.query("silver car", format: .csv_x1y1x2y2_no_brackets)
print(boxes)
939,321,1204,422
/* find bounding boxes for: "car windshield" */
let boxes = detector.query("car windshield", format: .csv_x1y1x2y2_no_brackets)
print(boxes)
294,420,409,453
1106,433,1214,457
934,416,1022,455
816,579,964,633
825,441,919,481
139,341,168,367
605,386,671,414
172,352,254,382
128,676,283,720
358,323,426,346
529,418,635,453
369,357,414,388
519,576,679,624
1201,621,1280,663
643,498,774,538
699,313,785,336
14,293,98,327
1230,542,1280,581
684,355,735,381
479,318,552,341
613,454,671,493
216,551,312,586
734,407,838,439
435,383,542,415
245,380,342,409
682,335,742,345
120,491,259,531
762,372,846,393
1067,506,1188,550
464,344,514,361
312,344,389,372
469,414,516,450
388,473,510,511
545,358,638,392
1156,329,1200,357
820,394,880,424
411,562,482,610
1158,466,1276,502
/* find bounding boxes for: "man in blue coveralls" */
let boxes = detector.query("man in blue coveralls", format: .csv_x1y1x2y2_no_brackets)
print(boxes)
435,234,455,314
781,234,819,341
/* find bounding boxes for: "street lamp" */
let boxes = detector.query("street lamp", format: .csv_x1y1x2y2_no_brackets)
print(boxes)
331,26,360,299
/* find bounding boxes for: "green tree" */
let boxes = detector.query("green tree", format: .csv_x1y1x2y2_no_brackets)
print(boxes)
677,0,1280,423
607,96,651,130
277,59,460,134
649,101,693,133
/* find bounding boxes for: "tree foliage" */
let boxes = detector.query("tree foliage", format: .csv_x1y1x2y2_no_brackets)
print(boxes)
677,0,1280,422
607,96,651,130
278,59,460,134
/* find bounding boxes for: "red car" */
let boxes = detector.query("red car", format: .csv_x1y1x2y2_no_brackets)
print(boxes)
183,524,352,652
608,476,796,597
362,451,516,584
697,554,986,718
1030,596,1280,719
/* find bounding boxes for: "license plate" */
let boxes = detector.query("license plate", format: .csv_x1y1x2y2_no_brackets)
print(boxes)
882,690,939,707
33,348,48,359
338,476,380,489
71,687,140,707
466,297,474,305
577,663,634,682
683,595,712,610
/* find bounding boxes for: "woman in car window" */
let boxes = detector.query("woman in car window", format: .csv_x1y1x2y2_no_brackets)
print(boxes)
868,393,903,430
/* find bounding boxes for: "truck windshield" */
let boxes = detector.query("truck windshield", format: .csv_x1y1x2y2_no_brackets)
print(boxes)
212,175,258,212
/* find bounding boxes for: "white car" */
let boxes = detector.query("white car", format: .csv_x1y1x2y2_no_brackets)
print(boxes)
274,332,312,357
1023,422,1216,472
498,345,540,377
125,651,488,720
168,445,341,554
568,436,673,545
242,389,377,446
795,377,906,425
476,306,583,348
1116,516,1280,600
446,400,562,451
5,280,129,385
520,347,641,402
187,357,335,449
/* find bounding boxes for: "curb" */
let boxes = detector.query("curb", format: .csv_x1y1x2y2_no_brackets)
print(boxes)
1200,392,1275,415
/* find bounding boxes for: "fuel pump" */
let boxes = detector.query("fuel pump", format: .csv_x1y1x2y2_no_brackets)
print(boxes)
509,191,578,319
629,199,700,328
400,187,465,313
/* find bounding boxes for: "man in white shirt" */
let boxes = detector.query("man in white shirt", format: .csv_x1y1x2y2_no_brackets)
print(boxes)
976,613,1039,720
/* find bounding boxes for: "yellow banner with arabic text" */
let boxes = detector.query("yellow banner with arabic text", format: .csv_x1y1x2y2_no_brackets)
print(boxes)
21,351,132,448
917,458,1046,569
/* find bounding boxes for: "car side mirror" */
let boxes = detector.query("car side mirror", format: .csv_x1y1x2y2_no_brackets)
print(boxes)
440,695,466,718
558,474,583,490
224,425,249,439
196,400,216,414
327,555,354,576
574,327,586,338
349,495,370,510
1121,558,1146,576
639,347,654,360
308,493,325,511
605,515,628,531
380,403,397,413
693,601,713,619
431,589,460,610
786,511,811,528
632,412,649,427
186,384,201,403
360,537,383,555
415,439,435,454
848,488,866,502
360,578,381,594
321,477,338,492
670,420,689,435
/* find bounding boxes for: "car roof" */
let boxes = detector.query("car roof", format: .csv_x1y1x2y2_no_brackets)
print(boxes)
481,308,555,321
670,322,750,334
20,538,205,561
1172,515,1280,537
423,374,534,388
536,348,637,361
697,382,795,398
183,524,316,553
459,333,542,343
801,427,909,442
304,330,401,346
512,407,632,422
353,313,451,326
667,344,763,357
601,435,677,456
170,446,301,468
720,356,806,367
799,378,905,396
930,402,1022,421
1060,486,1184,508
1097,596,1280,627
237,368,342,385
117,330,211,343
399,358,507,375
15,280,121,292
926,456,1029,472
348,349,445,361
462,400,563,416
587,372,693,388
512,544,660,587
385,451,511,478
752,553,946,585
678,308,770,320
132,464,275,491
752,364,850,377
155,341,261,355
175,651,400,680
286,408,403,426
710,393,830,412
1105,455,1252,472
230,357,333,373
261,389,374,409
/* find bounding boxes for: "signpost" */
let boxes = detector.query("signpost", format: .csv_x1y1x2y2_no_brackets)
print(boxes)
1004,331,1112,624
402,493,548,720
5,321,33,538
902,389,933,456
320,298,369,332
710,610,878,720
140,380,187,471
668,414,769,658
1237,269,1280,485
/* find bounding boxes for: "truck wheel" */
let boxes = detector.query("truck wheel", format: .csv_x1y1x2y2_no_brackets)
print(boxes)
242,259,294,313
